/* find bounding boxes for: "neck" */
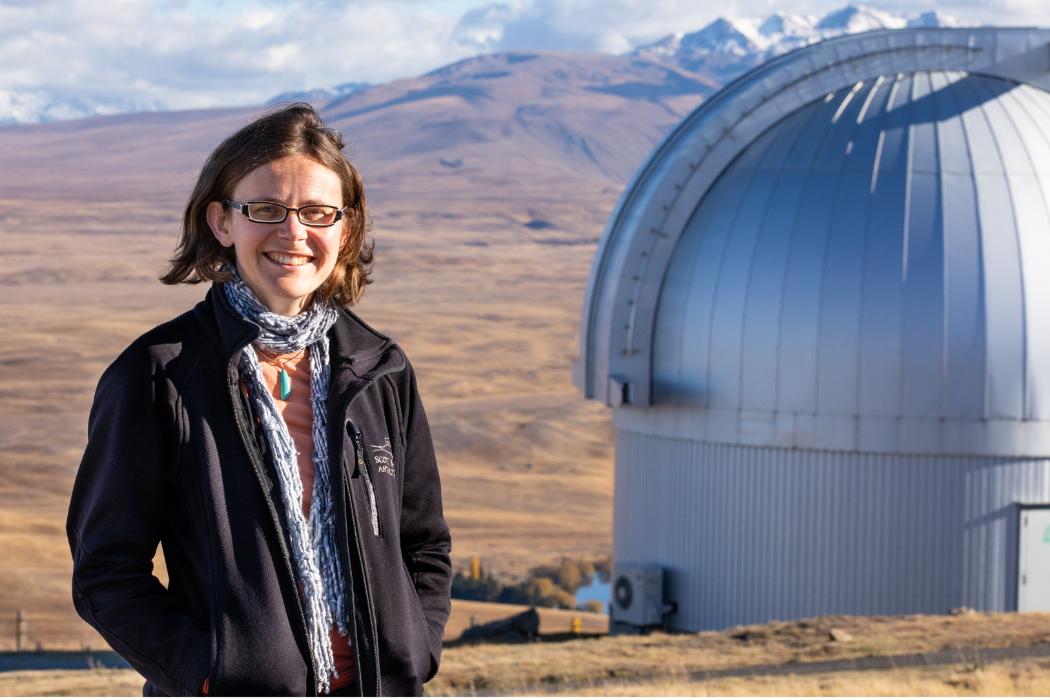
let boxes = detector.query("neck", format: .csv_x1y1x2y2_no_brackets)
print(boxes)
257,345,306,360
262,292,315,317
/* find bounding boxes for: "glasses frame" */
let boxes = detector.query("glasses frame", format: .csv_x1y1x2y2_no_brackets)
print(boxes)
223,198,349,228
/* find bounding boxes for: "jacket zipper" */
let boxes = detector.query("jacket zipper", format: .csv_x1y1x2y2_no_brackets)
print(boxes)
350,425,383,538
337,365,403,698
227,364,317,695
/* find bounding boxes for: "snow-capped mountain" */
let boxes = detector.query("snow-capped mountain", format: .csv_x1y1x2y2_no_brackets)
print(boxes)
633,3,962,84
758,12,817,40
907,10,960,28
815,4,906,32
0,89,165,126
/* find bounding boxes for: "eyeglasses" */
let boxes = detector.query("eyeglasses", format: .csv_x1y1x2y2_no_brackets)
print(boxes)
223,199,348,228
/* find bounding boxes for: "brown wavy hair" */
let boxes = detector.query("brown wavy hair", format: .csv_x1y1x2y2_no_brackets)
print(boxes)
161,102,372,307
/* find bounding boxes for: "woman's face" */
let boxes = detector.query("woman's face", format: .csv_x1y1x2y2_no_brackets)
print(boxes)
207,156,346,316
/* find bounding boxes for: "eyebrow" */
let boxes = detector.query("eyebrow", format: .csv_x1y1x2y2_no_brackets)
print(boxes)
246,197,341,206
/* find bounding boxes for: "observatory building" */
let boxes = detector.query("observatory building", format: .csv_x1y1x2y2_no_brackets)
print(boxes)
575,28,1050,631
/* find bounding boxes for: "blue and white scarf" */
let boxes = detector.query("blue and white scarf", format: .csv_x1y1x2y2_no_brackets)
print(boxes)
223,268,346,694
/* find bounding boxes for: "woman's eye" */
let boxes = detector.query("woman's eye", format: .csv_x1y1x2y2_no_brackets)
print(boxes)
300,206,333,223
252,204,281,218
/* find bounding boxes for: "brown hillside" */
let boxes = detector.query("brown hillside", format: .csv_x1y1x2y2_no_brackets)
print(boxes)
0,50,712,621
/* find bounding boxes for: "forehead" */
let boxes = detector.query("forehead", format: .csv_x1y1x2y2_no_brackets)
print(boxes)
232,156,344,202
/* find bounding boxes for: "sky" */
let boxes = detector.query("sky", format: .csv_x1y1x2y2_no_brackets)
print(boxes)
0,0,1046,111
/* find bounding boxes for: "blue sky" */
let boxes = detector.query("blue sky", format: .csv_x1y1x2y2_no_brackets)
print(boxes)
0,0,1044,110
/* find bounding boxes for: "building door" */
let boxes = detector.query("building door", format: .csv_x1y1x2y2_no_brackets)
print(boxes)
1018,506,1050,612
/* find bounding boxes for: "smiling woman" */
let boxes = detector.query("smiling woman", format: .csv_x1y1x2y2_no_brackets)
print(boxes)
66,103,452,697
207,157,348,315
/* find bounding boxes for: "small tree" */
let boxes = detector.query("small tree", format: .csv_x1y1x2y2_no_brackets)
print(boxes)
451,569,500,602
581,600,605,614
557,559,583,593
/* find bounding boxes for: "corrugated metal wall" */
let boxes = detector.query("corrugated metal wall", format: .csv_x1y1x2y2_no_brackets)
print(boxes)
615,430,1050,631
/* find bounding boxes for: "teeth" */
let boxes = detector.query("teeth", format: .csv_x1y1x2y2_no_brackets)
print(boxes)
267,252,311,266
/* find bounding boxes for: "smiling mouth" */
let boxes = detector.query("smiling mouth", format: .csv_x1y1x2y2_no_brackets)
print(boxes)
264,252,314,266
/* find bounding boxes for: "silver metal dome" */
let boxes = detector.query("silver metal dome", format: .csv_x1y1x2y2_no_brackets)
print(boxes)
647,69,1050,457
577,27,1050,457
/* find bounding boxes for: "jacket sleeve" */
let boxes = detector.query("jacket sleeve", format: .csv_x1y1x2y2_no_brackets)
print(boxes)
66,347,211,697
397,359,453,657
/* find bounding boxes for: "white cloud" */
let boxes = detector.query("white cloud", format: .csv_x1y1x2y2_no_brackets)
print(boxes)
0,0,1043,113
0,0,474,109
451,0,722,54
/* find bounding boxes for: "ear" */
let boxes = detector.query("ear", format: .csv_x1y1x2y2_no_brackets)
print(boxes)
207,201,235,248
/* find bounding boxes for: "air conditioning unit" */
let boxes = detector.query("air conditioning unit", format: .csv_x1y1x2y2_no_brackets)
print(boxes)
611,563,666,627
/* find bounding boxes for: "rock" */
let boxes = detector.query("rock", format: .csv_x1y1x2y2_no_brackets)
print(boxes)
828,628,853,642
460,607,541,642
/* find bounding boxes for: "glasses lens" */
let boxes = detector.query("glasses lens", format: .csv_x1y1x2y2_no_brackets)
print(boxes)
245,202,287,223
298,205,339,226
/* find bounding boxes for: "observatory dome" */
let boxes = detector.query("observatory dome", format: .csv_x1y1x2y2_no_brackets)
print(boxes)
650,70,1050,456
578,28,1050,458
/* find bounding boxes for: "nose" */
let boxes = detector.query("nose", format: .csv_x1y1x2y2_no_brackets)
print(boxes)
275,213,309,241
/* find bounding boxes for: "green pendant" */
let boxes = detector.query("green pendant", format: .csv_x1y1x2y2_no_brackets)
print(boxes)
279,368,292,400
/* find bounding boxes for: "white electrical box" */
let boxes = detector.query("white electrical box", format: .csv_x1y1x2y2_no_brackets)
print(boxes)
1018,506,1050,612
611,563,665,627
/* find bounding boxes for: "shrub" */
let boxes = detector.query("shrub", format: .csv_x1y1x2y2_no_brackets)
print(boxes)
555,561,579,592
452,555,612,611
582,600,605,614
451,570,501,602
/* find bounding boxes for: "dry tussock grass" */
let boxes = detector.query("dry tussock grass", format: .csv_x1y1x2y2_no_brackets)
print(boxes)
426,611,1050,696
551,658,1050,696
0,668,145,696
3,649,1048,696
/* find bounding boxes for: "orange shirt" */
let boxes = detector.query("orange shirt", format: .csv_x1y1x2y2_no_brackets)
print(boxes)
258,348,356,693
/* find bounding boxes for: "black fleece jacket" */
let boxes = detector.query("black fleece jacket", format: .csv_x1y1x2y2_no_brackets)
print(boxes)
67,285,452,696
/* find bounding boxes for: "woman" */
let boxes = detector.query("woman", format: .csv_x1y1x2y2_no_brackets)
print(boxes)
67,103,452,697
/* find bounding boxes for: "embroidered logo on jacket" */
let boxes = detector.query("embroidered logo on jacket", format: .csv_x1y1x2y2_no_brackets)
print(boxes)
371,437,396,477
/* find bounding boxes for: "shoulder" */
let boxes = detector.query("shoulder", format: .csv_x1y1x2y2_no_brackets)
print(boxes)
331,306,422,398
330,305,412,375
98,298,214,394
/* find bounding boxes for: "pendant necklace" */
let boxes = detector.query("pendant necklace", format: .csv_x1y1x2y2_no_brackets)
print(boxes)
256,346,306,400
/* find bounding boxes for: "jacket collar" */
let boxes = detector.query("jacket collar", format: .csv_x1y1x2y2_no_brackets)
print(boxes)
205,283,259,362
328,305,401,379
327,306,405,440
201,283,402,378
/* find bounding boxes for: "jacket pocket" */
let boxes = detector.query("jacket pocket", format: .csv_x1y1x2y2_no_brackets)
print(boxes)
399,556,439,684
348,422,382,538
402,555,441,682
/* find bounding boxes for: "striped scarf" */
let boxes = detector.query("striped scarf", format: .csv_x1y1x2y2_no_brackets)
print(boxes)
223,268,346,695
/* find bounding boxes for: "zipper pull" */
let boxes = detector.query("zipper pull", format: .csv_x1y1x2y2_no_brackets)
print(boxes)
355,432,368,474
345,421,361,478
350,424,382,538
